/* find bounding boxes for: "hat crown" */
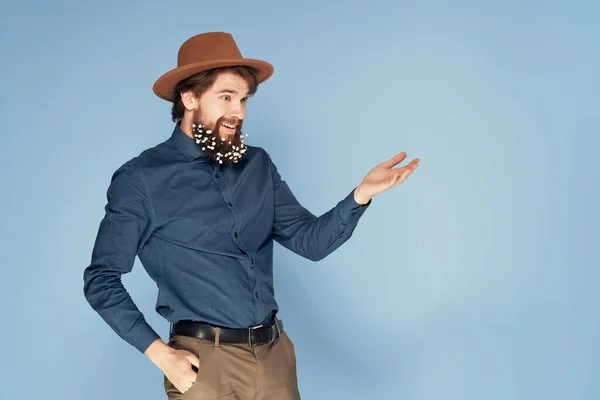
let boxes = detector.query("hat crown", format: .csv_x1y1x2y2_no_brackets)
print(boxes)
177,32,243,67
153,31,273,102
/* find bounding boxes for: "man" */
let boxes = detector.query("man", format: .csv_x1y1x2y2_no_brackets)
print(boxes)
83,32,419,399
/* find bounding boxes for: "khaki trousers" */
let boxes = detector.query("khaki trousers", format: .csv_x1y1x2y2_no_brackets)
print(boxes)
164,328,301,399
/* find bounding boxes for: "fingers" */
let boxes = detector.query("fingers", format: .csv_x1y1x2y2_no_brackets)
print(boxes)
180,358,198,394
403,158,420,169
179,379,195,394
391,159,419,174
407,158,420,170
382,152,407,168
163,349,200,395
391,160,419,186
382,152,420,170
184,351,200,368
170,368,196,394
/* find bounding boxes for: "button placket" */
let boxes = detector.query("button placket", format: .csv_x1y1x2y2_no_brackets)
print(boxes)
213,166,251,258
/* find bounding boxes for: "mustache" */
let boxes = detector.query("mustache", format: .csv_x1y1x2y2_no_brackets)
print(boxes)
217,116,242,127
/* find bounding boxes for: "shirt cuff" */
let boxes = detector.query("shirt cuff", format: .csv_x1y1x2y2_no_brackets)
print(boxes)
337,187,371,221
128,318,161,354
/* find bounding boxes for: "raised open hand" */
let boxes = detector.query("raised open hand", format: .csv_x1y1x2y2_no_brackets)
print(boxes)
354,152,419,205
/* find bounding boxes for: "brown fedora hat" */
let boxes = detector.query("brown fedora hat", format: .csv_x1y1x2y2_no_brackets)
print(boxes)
152,32,274,102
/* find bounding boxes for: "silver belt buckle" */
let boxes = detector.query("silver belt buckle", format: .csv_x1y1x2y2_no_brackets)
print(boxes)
248,324,263,347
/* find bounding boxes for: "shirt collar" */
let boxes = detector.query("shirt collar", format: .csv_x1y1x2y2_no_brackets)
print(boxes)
169,121,209,162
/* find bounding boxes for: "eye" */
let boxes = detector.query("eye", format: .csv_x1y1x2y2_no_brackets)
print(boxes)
242,97,249,103
221,95,230,101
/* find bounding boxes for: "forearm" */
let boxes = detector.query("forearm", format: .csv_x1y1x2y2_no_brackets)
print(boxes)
83,269,160,353
269,155,370,261
274,188,370,261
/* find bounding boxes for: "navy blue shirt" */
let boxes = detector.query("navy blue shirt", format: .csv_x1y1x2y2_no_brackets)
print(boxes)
83,122,371,354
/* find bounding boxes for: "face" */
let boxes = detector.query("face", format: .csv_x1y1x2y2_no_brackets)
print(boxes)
189,71,251,164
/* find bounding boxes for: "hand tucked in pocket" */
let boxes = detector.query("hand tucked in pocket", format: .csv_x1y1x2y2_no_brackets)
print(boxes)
146,339,200,394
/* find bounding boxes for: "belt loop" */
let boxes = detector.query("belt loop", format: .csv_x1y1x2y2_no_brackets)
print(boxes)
274,319,281,336
214,327,220,347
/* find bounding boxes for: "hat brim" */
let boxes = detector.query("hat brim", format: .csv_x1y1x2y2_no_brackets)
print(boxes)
152,59,274,102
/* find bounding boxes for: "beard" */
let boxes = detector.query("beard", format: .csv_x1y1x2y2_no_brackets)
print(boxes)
191,110,248,165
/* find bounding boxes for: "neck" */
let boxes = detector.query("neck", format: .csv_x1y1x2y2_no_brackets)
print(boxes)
179,115,194,139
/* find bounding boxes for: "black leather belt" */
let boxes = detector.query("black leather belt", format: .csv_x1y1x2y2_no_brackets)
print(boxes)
170,319,284,347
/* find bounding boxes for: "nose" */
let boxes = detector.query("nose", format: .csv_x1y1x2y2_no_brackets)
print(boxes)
230,101,245,120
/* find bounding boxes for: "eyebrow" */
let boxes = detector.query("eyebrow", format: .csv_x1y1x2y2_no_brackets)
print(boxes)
216,89,250,97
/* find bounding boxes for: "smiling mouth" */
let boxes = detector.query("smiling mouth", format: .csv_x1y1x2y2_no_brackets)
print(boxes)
221,122,237,129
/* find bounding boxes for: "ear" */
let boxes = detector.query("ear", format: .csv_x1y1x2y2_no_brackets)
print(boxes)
180,90,198,111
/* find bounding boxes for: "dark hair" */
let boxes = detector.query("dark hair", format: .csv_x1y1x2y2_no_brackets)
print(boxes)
171,66,259,122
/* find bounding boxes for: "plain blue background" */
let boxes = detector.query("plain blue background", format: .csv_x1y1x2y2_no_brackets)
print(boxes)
1,1,598,399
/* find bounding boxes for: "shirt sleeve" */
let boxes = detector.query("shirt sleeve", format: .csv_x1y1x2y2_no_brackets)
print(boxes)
270,156,371,261
83,164,160,354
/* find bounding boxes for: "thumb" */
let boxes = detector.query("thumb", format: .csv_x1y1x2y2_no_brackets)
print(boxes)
381,152,407,168
183,351,200,368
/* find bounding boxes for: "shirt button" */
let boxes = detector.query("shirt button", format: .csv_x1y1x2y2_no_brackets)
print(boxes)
228,202,233,207
255,293,259,298
215,174,220,178
234,232,238,238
